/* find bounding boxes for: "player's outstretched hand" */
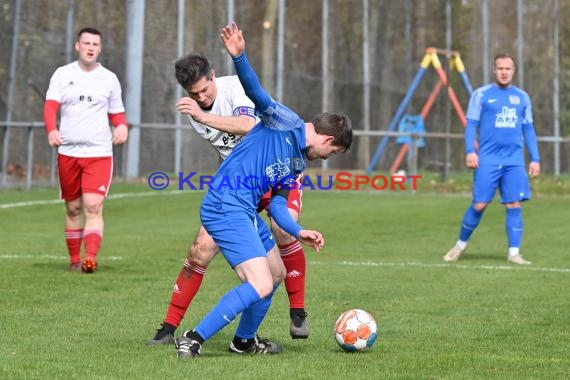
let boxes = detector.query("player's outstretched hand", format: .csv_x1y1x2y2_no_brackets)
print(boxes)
298,230,325,252
220,21,245,58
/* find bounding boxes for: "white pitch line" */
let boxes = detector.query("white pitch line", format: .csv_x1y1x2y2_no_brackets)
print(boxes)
0,199,63,209
0,254,123,261
2,255,567,273
311,260,570,274
0,190,189,209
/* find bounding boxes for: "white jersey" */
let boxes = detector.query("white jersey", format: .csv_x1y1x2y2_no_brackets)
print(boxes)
185,75,257,160
45,61,125,157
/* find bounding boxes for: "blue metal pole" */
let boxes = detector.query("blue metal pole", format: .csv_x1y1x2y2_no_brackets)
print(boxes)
366,66,427,173
459,71,474,96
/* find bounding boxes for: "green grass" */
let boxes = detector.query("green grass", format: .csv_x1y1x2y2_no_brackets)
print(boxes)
1,183,569,379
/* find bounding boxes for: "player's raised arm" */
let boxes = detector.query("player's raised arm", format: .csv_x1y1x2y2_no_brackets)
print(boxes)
220,22,245,58
220,22,272,113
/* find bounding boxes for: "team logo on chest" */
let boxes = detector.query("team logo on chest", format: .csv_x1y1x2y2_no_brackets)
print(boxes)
292,157,304,171
509,95,520,105
265,158,291,181
495,106,517,128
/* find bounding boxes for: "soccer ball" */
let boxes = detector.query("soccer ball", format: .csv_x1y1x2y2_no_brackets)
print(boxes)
334,309,378,352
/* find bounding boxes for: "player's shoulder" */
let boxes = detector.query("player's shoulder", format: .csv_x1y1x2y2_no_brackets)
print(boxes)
48,62,77,83
474,83,494,96
53,61,78,74
95,63,120,79
216,75,244,91
509,85,530,98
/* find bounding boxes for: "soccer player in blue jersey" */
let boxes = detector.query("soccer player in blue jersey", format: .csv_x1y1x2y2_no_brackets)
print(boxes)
443,53,540,265
174,22,352,358
148,54,311,346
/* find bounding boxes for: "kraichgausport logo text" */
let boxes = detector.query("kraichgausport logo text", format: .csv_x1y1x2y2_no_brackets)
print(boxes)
147,171,421,191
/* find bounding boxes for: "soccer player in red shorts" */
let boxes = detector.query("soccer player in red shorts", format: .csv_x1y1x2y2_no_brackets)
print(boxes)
148,54,309,345
43,27,128,273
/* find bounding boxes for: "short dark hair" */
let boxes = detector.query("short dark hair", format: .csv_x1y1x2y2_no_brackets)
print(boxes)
77,27,102,41
175,54,214,90
494,53,516,68
312,112,353,152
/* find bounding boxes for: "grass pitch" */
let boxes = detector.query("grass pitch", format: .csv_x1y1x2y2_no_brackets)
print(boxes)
1,182,569,379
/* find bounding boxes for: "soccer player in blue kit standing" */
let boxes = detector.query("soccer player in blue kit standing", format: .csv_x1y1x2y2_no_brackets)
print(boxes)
174,22,353,358
443,53,540,265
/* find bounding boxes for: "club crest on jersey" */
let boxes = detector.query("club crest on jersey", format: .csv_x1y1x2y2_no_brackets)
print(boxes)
509,95,520,105
292,157,304,171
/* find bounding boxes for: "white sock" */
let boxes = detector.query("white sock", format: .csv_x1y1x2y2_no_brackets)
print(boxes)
456,240,467,250
508,247,520,258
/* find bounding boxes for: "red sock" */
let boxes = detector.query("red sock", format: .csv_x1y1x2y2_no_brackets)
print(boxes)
65,228,83,264
83,229,103,258
280,240,306,309
164,260,207,327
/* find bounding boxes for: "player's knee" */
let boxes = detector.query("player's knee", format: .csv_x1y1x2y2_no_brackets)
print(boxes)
66,204,82,217
273,265,286,284
473,202,488,212
255,280,275,298
189,241,216,266
83,202,103,216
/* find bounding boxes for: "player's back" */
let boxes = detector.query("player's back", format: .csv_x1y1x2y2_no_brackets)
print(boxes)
202,105,306,212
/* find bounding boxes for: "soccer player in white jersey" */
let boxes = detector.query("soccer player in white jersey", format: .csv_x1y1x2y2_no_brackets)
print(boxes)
43,27,128,273
443,53,540,264
148,54,310,345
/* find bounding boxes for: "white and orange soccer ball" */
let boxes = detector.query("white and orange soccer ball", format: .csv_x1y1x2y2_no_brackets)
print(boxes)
334,309,378,352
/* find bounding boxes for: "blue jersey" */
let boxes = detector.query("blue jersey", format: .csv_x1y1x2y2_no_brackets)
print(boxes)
202,53,306,217
465,84,540,166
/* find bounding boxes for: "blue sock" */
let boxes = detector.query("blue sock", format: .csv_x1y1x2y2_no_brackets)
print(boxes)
234,284,279,340
459,205,484,242
195,282,261,341
506,207,523,248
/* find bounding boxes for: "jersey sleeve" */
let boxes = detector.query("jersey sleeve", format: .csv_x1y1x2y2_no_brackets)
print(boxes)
521,92,540,162
45,68,62,102
107,74,125,114
465,119,478,154
521,92,534,125
267,194,303,238
465,88,483,122
232,53,273,113
229,79,257,120
43,100,61,133
233,53,303,132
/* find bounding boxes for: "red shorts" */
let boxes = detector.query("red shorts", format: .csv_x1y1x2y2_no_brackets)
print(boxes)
257,177,303,215
57,154,113,201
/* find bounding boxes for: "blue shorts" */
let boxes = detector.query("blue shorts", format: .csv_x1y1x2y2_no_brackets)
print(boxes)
472,164,531,204
200,198,276,268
